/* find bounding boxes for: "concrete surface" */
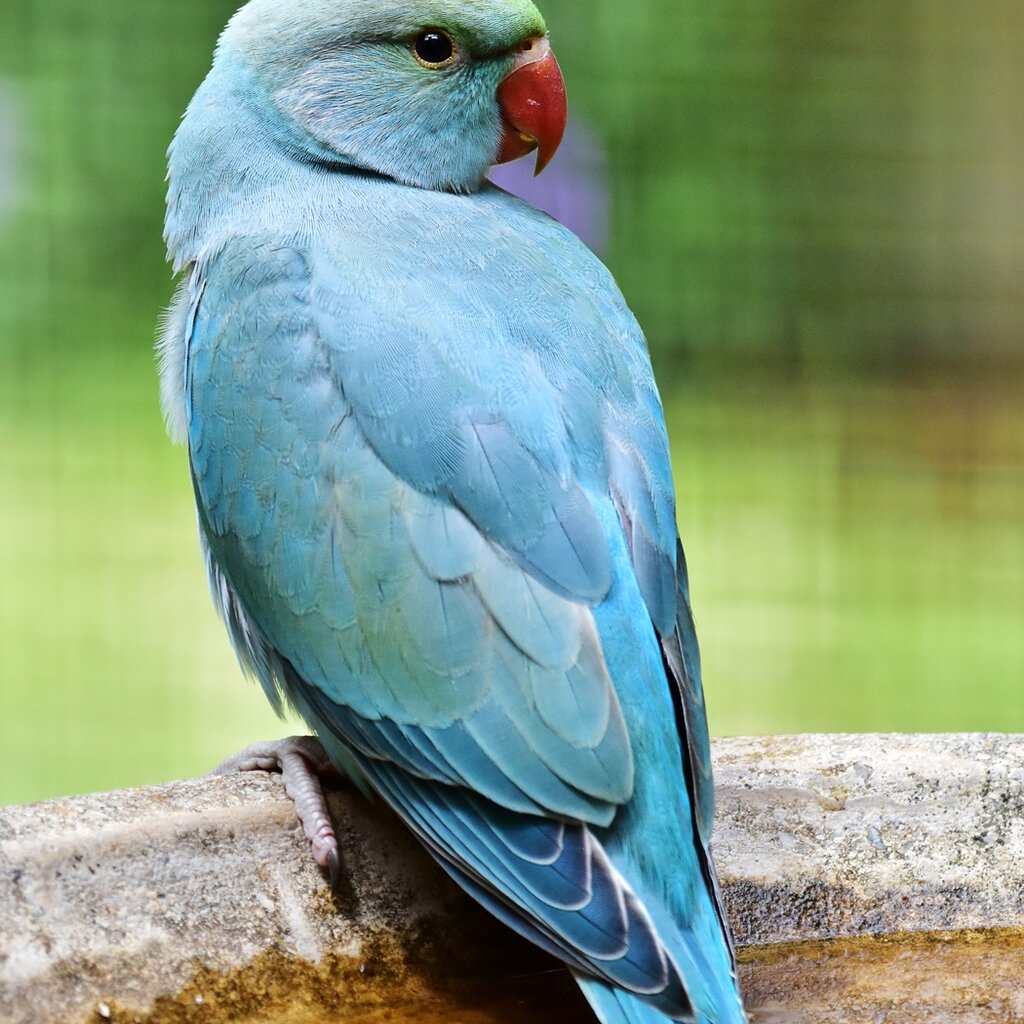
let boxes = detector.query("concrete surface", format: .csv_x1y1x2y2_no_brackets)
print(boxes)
1,734,1022,1023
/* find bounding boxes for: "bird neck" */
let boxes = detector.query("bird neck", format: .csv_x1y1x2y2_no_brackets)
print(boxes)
165,57,363,270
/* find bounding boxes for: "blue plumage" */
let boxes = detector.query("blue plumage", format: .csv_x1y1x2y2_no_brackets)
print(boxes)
162,1,744,1020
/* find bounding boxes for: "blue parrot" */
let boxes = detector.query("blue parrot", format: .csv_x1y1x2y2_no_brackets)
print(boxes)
160,0,744,1021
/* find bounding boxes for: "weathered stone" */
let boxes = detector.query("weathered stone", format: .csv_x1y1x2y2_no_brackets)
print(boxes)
0,773,547,1024
1,734,1023,1023
737,930,1024,1024
712,734,1024,946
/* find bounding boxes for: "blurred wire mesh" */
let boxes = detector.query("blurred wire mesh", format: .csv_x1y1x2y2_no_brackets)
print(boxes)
0,0,1021,804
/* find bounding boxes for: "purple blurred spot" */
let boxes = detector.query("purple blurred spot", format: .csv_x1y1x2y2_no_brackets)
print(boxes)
488,118,609,255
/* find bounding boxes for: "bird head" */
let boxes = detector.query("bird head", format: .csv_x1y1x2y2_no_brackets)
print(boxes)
216,0,567,192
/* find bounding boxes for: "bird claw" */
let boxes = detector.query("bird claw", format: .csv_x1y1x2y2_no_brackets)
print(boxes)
325,846,346,898
210,736,345,892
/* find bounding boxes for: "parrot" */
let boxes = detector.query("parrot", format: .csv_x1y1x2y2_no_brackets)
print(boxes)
159,0,745,1021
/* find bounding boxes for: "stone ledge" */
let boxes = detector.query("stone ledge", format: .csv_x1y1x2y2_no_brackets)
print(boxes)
712,733,1024,945
2,733,1022,1023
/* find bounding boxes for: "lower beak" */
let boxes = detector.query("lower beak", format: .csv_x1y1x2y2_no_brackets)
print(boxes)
495,37,567,175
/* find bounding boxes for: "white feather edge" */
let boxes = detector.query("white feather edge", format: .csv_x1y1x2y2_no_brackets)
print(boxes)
156,273,191,445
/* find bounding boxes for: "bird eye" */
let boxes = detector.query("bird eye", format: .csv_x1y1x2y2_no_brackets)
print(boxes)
412,29,458,70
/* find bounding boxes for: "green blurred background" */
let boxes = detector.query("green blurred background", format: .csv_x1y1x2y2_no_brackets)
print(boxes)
1,1,1022,806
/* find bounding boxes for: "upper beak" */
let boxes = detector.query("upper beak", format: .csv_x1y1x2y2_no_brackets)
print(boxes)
495,36,567,175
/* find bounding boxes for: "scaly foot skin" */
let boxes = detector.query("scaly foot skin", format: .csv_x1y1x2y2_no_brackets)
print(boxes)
210,736,343,890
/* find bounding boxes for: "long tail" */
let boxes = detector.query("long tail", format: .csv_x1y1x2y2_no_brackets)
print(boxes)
574,972,746,1024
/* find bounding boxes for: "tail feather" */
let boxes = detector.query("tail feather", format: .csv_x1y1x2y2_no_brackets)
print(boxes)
575,974,691,1024
575,972,747,1024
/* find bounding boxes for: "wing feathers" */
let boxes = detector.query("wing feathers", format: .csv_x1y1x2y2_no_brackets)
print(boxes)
474,544,581,669
184,233,725,1020
356,759,692,1012
404,499,483,581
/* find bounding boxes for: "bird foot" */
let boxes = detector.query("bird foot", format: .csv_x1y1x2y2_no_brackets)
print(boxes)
210,736,344,891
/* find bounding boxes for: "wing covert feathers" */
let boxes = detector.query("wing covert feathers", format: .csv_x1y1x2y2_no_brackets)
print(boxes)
182,202,739,1021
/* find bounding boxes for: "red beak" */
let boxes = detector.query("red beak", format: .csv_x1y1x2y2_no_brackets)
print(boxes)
495,37,567,175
